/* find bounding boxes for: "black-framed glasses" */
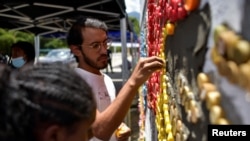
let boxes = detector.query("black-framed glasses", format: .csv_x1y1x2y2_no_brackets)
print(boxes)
79,38,112,51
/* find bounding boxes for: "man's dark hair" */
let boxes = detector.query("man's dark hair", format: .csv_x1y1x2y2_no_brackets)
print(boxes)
0,63,96,141
67,17,108,46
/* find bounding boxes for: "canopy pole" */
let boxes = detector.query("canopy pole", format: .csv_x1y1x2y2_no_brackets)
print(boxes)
34,35,40,64
120,17,131,141
121,17,129,83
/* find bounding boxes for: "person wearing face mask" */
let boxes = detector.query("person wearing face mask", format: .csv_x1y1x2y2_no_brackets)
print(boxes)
9,41,35,69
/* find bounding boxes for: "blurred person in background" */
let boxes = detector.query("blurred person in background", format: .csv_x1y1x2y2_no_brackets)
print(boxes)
8,41,35,69
0,63,96,141
0,52,8,64
106,48,113,73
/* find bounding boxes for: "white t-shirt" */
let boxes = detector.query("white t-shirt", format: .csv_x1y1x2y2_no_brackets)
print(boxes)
74,68,117,141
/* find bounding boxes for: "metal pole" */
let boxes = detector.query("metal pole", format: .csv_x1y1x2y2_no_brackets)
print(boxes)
34,35,40,64
120,17,131,141
121,18,128,81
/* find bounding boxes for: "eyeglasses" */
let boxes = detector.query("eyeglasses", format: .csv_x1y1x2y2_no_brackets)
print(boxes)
79,38,112,51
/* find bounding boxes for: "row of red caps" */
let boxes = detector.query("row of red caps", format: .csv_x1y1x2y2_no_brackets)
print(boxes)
148,0,188,23
146,0,189,111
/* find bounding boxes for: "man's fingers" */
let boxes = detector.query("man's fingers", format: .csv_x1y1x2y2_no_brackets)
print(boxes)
139,56,165,69
140,56,165,64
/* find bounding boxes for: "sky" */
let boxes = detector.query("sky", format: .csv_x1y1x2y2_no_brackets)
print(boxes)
125,0,140,13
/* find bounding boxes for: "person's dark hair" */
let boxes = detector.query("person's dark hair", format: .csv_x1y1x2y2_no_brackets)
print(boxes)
0,63,96,141
67,17,108,46
10,41,35,62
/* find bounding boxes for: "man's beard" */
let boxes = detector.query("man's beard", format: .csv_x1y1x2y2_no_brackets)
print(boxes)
82,52,108,70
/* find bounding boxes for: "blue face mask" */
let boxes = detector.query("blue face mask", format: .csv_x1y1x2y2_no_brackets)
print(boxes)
12,57,26,68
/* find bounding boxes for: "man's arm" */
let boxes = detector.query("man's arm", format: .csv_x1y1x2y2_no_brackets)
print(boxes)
90,56,165,140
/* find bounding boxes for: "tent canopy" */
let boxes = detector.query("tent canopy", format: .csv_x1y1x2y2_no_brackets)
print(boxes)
0,0,134,84
0,0,135,37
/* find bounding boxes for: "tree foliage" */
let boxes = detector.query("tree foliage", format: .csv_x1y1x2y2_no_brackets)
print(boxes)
42,38,67,49
0,28,67,55
0,29,34,55
128,17,140,35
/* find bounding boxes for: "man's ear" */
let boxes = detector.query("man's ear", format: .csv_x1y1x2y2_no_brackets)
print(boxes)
42,125,66,141
70,45,82,57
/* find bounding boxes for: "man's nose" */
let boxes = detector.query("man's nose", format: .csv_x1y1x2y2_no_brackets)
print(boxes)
100,44,108,53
